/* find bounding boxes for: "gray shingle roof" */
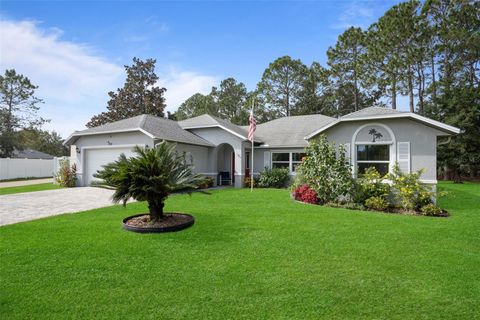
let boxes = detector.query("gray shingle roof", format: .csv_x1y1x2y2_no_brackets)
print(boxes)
178,114,256,141
255,114,336,147
341,106,402,119
12,148,55,159
65,114,214,147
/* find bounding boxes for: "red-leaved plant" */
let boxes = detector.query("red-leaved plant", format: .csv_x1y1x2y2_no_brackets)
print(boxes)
293,184,319,204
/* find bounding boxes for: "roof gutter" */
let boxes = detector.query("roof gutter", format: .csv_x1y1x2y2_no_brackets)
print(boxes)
63,128,155,146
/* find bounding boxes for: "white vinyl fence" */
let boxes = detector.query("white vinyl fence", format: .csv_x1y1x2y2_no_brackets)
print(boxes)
0,158,54,180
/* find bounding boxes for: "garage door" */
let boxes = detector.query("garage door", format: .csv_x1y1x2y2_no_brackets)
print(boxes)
84,147,136,186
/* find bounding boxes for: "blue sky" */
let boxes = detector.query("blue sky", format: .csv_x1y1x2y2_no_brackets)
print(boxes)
0,0,402,137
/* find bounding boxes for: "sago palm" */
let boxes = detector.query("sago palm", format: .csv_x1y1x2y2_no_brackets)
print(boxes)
94,141,206,222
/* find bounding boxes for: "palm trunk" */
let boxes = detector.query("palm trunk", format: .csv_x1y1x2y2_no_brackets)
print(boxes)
148,201,164,222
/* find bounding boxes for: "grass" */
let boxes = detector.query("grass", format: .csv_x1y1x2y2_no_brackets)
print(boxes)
0,183,62,195
1,182,479,319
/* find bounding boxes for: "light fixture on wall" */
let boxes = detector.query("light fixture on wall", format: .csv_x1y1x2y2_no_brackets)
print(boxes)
107,140,113,145
76,147,81,154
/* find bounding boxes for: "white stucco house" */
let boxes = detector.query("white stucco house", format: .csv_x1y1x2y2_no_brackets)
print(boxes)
64,107,461,188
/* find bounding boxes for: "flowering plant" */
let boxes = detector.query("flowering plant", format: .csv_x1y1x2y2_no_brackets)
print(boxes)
293,184,318,204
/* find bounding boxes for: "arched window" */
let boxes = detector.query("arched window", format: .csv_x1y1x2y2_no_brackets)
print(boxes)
351,123,396,177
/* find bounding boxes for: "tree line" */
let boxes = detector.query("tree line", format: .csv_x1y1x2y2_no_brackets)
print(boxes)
174,0,479,180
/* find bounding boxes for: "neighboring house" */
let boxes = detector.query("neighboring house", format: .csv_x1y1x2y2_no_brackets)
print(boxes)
11,149,55,160
64,107,461,188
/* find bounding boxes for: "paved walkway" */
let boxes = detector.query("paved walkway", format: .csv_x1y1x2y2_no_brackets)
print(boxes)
0,187,119,226
0,178,54,188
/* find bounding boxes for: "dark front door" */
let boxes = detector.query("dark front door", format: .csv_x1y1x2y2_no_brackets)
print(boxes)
245,151,250,177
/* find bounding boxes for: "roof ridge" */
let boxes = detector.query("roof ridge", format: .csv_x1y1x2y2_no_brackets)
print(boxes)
257,113,335,126
138,114,149,128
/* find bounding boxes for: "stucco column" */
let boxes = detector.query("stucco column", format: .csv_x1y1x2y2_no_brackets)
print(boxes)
233,147,244,188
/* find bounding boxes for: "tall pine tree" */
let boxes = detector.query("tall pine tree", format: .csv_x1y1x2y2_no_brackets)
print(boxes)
87,58,166,127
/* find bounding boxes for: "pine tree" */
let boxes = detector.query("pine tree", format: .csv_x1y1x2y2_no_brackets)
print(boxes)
87,58,166,127
0,69,46,157
327,27,372,111
257,56,308,117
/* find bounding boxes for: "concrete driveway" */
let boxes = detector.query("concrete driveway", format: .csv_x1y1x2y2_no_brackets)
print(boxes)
0,187,120,226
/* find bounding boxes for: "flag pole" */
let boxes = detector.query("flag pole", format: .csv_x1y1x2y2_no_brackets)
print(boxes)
251,98,255,192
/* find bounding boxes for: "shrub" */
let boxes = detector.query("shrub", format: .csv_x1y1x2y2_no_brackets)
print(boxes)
387,164,434,210
295,135,353,204
354,167,390,204
365,196,389,211
420,204,443,216
243,176,256,188
55,160,77,187
293,184,318,204
258,167,290,188
198,176,214,189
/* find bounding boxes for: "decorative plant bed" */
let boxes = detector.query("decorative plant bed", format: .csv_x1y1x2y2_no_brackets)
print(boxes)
122,213,195,233
293,197,449,217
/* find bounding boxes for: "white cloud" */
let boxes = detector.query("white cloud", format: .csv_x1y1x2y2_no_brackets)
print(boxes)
0,19,124,136
332,1,375,30
0,19,218,137
158,67,218,111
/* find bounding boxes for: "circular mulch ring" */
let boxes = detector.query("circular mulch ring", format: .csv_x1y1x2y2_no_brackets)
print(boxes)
122,213,194,233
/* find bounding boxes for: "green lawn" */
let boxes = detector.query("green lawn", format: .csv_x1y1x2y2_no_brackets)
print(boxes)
0,183,61,195
1,182,479,319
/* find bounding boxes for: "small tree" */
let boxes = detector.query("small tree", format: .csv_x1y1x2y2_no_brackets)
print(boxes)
94,142,205,222
0,69,47,157
295,135,353,204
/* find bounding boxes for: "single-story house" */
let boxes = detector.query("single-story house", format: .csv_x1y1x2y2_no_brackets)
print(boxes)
64,107,461,188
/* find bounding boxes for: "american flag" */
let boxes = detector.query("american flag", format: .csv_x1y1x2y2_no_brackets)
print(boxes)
248,109,256,142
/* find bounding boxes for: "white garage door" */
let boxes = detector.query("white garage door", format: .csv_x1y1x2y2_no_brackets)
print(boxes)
84,147,136,186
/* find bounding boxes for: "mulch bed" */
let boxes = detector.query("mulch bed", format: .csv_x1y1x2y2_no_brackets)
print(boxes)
384,207,449,217
125,213,191,228
123,213,195,233
293,198,449,217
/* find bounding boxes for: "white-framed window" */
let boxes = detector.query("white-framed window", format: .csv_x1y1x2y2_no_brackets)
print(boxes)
271,152,306,173
271,152,289,170
291,152,305,172
356,144,390,176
